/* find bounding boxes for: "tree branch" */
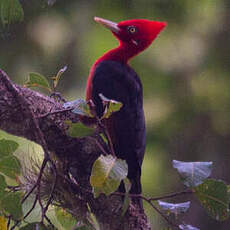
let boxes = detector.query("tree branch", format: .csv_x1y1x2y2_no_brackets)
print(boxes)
0,69,151,230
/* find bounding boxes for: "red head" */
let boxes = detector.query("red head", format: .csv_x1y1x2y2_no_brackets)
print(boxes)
94,17,167,62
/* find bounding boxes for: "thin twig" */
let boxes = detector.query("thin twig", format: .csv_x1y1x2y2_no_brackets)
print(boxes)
112,189,194,229
7,185,20,192
114,189,193,202
37,172,45,216
88,136,109,155
97,118,116,156
10,220,20,230
149,190,194,202
44,214,55,229
39,107,73,119
42,160,58,219
7,216,11,230
23,194,38,220
22,158,49,219
146,199,179,228
21,158,48,204
104,126,115,156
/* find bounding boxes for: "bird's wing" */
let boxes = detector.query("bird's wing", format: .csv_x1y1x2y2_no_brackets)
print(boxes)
91,60,145,165
91,60,131,117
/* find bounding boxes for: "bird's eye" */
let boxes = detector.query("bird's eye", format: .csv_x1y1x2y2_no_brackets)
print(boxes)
127,26,137,34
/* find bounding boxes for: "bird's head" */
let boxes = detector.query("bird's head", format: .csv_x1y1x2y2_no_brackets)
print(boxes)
94,17,166,53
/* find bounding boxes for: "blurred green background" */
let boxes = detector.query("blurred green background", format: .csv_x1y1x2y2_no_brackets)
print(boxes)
0,0,230,229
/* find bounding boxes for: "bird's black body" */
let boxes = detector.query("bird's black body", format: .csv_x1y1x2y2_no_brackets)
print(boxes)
92,60,146,194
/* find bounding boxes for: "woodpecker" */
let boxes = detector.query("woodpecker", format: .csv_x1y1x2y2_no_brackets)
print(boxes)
86,17,166,198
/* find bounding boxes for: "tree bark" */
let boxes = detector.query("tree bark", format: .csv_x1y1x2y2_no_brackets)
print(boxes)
0,69,151,230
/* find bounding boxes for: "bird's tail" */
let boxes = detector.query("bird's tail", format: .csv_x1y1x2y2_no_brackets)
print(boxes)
119,174,143,210
129,175,143,210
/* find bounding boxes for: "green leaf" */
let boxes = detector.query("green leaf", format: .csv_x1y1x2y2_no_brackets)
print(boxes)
158,200,190,216
0,192,23,220
195,179,230,221
64,99,93,117
0,0,24,27
0,155,21,179
55,207,77,229
0,139,19,158
172,160,213,187
19,223,47,230
22,195,42,223
227,185,230,202
0,175,7,191
99,133,108,145
121,178,131,216
51,65,67,89
66,121,95,138
179,224,200,230
99,94,123,119
24,72,51,92
90,155,128,197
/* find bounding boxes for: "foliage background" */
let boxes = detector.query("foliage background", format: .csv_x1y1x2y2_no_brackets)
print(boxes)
0,0,229,229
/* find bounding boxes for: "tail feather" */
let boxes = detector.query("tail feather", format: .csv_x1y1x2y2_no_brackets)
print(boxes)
118,174,143,210
129,176,143,210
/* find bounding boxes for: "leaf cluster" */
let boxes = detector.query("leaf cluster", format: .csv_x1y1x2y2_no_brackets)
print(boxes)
156,160,230,229
24,66,67,93
0,139,23,228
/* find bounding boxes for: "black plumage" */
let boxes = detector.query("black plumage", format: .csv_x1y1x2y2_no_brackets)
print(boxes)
92,60,146,195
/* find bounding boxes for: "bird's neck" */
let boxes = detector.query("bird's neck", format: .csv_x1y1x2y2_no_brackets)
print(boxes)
97,43,140,64
86,43,140,101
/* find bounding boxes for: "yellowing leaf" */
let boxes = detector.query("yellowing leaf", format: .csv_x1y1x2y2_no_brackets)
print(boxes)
90,155,128,197
55,207,77,229
51,66,67,89
0,216,7,230
99,94,123,119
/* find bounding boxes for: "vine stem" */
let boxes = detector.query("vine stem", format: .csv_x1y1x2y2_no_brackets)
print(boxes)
149,190,194,202
39,107,73,118
88,136,109,155
42,160,57,219
97,118,116,156
113,189,194,228
21,158,48,204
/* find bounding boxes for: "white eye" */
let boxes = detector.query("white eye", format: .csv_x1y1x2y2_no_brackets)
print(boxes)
127,26,137,34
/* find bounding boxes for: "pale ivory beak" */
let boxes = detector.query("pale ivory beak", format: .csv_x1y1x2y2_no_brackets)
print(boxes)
94,17,120,34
